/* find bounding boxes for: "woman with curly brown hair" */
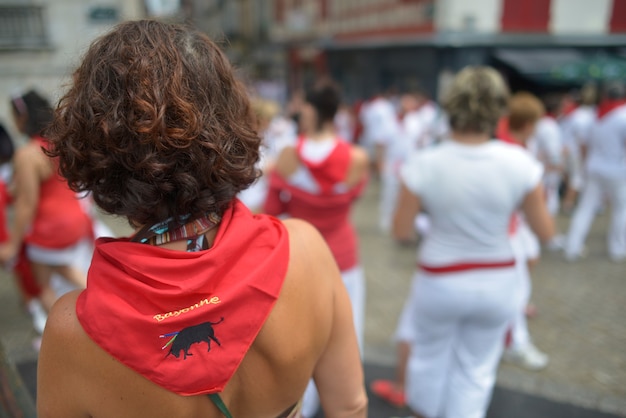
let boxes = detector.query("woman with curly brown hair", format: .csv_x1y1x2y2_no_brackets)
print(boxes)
392,67,554,418
37,20,367,418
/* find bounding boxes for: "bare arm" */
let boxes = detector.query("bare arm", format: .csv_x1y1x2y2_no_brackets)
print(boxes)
521,183,555,243
392,182,421,243
313,265,368,418
289,221,366,418
37,291,89,418
345,146,369,188
0,145,45,263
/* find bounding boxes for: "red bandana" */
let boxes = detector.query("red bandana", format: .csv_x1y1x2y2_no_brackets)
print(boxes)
295,137,351,194
597,99,626,119
76,200,289,396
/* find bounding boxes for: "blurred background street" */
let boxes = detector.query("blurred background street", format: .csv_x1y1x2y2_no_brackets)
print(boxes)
1,180,625,417
1,0,626,417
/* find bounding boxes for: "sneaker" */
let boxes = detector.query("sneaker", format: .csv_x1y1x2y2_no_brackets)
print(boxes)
370,379,406,408
27,299,48,335
545,235,565,251
564,246,588,262
502,343,549,371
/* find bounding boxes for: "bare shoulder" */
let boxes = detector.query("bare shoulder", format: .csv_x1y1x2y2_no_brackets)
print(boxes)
274,145,299,178
14,142,44,164
282,219,336,272
37,290,88,417
345,145,369,186
41,290,83,343
13,142,50,176
349,144,369,167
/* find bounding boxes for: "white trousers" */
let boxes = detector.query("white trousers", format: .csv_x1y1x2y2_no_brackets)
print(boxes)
379,162,401,233
508,226,535,350
302,265,366,417
565,173,626,260
405,268,520,418
543,172,562,216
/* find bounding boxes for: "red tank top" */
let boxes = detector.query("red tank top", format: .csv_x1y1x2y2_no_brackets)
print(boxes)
25,136,92,249
264,139,366,271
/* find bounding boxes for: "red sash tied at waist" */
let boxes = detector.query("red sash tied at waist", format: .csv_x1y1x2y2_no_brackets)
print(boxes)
418,260,516,274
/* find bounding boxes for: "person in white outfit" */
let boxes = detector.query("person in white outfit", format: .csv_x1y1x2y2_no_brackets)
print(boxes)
498,92,550,371
528,94,566,249
392,67,554,418
560,84,598,213
238,98,296,213
359,93,403,232
565,81,626,262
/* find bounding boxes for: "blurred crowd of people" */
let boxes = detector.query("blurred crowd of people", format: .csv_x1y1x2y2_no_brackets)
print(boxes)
0,37,624,417
240,67,625,418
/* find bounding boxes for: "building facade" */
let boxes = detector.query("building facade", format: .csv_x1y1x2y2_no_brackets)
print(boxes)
271,0,626,101
0,0,148,140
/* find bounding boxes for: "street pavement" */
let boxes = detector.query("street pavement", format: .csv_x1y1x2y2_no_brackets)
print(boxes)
1,179,625,417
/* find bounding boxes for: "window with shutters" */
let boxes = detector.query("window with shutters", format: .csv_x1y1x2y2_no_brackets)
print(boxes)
0,5,49,50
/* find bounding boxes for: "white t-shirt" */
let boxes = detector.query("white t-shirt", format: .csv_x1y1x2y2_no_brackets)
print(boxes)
400,140,543,266
529,116,564,167
402,102,439,151
563,106,596,150
359,97,400,148
586,105,626,178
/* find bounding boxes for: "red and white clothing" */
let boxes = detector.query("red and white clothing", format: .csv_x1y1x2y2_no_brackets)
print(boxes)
24,137,92,258
566,102,626,261
399,139,543,418
238,116,297,212
265,137,366,273
264,137,366,418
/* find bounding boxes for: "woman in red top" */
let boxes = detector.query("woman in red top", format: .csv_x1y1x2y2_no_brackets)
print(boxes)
264,79,369,417
0,90,92,312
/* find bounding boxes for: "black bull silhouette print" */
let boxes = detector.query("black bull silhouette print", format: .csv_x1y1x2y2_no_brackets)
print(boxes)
167,317,224,359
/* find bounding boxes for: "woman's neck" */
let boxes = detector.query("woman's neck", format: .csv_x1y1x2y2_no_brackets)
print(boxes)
308,123,335,141
450,131,490,145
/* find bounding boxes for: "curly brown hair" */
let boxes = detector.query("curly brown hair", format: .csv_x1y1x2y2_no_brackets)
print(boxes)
442,66,510,135
45,20,260,227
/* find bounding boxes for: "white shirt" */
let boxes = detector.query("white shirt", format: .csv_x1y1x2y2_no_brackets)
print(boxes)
586,105,626,178
566,106,596,148
400,140,543,266
529,116,564,168
359,97,400,148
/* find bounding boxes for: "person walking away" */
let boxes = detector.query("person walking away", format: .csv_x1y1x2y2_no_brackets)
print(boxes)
358,91,403,232
392,67,554,418
529,93,566,249
565,81,626,262
264,78,369,418
498,92,550,370
560,84,598,213
0,90,93,313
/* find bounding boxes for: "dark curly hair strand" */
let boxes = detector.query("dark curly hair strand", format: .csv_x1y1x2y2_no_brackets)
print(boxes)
45,20,260,227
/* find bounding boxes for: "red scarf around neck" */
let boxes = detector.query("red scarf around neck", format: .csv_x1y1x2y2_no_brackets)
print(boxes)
597,99,626,119
76,200,289,396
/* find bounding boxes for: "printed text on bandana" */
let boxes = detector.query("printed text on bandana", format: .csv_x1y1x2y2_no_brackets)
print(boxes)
153,296,221,322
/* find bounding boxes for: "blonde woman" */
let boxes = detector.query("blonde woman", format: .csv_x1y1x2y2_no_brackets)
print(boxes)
393,67,554,418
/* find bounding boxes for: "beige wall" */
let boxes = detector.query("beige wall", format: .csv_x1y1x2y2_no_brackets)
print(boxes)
0,0,144,141
550,0,613,34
